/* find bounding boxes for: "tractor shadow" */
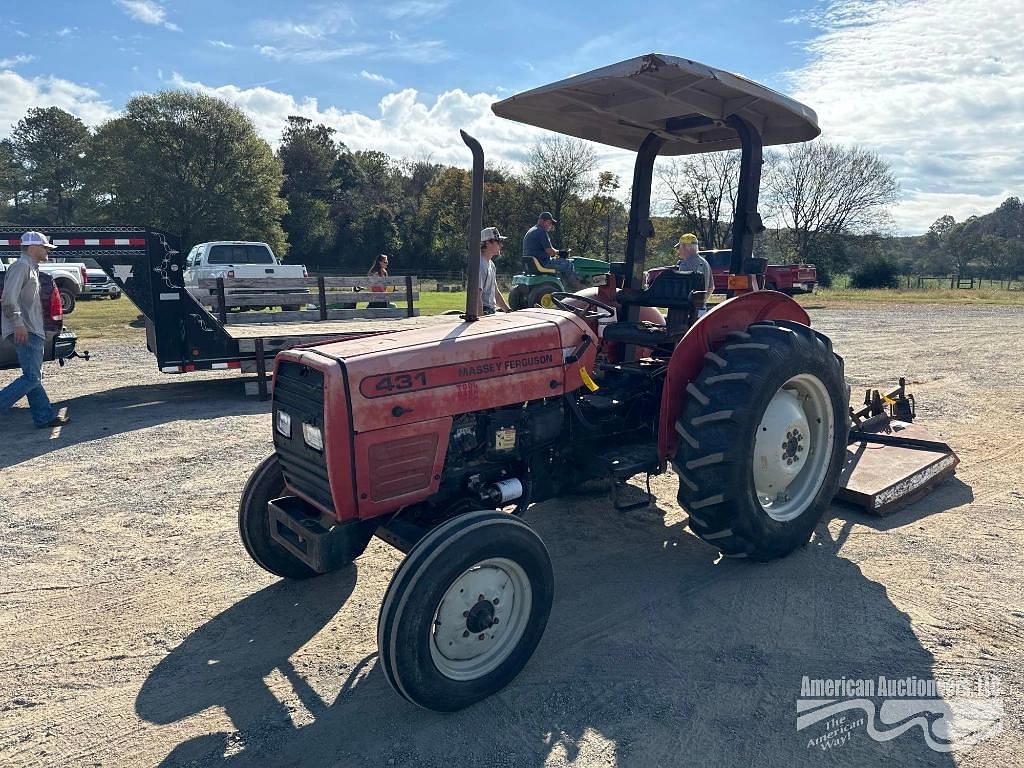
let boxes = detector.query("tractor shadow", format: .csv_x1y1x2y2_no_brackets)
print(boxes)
0,376,266,469
139,498,959,768
136,568,358,763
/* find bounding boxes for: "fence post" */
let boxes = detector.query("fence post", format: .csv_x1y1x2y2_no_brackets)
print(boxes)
255,338,268,401
216,277,227,324
317,276,327,320
405,275,415,318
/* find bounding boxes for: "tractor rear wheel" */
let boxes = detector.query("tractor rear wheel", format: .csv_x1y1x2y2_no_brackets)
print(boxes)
508,285,530,311
673,320,848,561
377,510,553,711
238,455,319,580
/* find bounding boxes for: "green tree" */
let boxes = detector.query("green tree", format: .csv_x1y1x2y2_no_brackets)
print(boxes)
10,106,90,224
656,152,738,249
525,136,596,242
419,166,472,272
762,142,900,278
0,139,26,221
277,116,342,266
87,91,288,253
279,116,340,198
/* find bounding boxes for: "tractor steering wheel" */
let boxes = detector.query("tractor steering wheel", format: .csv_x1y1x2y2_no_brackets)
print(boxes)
550,292,617,321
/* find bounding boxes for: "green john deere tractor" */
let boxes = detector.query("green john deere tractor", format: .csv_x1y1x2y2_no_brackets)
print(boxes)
507,252,613,309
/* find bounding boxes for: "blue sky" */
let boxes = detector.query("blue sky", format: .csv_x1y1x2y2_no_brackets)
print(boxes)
1,0,815,114
2,0,1022,233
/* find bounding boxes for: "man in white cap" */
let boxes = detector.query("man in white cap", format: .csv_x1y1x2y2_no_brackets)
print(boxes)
478,226,511,315
0,231,70,428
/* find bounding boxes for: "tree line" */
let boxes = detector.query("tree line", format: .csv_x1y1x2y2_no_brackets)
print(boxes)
5,90,1016,283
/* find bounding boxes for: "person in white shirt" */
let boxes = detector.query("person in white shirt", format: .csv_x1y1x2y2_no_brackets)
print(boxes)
478,227,511,315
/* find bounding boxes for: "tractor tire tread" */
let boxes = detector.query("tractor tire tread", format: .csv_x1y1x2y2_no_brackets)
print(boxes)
675,321,848,562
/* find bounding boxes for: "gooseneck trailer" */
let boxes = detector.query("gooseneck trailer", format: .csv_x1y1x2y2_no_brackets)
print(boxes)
0,227,440,393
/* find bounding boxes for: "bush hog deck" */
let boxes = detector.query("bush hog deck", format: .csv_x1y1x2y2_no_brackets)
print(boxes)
238,54,959,712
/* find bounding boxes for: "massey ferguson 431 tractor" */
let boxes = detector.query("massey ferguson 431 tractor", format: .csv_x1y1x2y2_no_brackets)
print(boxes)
239,55,958,711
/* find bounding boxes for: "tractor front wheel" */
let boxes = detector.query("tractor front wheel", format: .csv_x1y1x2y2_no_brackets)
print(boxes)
377,510,553,711
238,455,319,580
673,320,848,561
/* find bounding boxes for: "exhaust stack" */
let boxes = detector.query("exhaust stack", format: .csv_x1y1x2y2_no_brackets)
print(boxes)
461,130,484,322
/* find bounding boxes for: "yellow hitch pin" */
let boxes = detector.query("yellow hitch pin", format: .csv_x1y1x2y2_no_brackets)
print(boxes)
580,368,599,392
882,394,896,405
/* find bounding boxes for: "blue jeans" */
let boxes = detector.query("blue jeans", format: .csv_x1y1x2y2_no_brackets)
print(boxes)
0,333,54,426
545,257,576,275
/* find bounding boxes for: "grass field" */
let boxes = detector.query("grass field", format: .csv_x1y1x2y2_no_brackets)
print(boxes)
66,297,146,340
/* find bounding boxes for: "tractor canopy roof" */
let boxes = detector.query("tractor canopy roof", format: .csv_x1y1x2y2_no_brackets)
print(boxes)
492,53,819,155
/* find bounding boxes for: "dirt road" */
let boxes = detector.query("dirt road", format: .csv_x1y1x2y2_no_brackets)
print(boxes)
1,303,1022,767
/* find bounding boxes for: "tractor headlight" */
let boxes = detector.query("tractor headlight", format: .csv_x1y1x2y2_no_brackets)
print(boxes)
302,422,324,452
275,410,292,438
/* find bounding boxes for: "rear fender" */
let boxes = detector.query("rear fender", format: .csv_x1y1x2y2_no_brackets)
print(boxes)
657,292,811,462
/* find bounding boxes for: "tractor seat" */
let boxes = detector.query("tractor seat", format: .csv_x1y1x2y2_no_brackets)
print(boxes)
602,270,702,348
602,320,684,347
523,257,557,275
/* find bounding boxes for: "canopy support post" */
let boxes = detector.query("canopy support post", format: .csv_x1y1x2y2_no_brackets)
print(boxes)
725,114,764,278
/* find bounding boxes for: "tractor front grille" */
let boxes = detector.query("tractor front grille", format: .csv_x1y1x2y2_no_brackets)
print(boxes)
273,361,333,511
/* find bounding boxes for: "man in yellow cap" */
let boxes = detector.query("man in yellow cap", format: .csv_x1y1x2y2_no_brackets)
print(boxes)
675,233,714,296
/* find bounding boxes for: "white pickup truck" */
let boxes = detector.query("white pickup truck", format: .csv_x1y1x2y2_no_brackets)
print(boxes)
183,241,308,310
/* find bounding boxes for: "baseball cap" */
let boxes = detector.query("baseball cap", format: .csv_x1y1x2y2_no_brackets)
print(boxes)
21,231,57,249
675,233,699,247
538,212,558,223
480,226,507,242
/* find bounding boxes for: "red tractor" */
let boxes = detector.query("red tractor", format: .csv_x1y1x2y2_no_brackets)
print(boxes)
237,55,941,711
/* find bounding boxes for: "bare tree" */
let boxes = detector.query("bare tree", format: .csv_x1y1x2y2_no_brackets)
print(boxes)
656,151,739,249
762,142,900,263
524,136,597,240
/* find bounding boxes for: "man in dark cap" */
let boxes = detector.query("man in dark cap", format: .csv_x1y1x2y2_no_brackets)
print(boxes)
522,212,582,290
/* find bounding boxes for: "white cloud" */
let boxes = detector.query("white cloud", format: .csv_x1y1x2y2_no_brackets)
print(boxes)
787,0,1024,233
0,71,116,137
360,70,396,86
256,42,376,64
0,55,34,68
383,0,452,19
166,72,636,178
208,39,234,49
250,7,450,65
56,27,75,38
114,0,181,32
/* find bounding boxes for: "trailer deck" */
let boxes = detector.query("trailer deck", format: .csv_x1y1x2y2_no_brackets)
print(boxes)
0,226,441,396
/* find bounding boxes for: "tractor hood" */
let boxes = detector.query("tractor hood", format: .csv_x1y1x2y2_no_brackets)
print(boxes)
305,310,597,433
492,53,819,155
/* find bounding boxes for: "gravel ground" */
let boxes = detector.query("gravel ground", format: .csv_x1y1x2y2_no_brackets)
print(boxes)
1,303,1022,768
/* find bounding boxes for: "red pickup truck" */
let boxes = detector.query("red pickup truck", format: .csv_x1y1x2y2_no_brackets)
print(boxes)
702,249,817,294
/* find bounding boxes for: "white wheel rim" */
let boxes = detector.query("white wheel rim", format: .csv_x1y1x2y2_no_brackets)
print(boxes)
752,373,835,522
429,558,532,681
